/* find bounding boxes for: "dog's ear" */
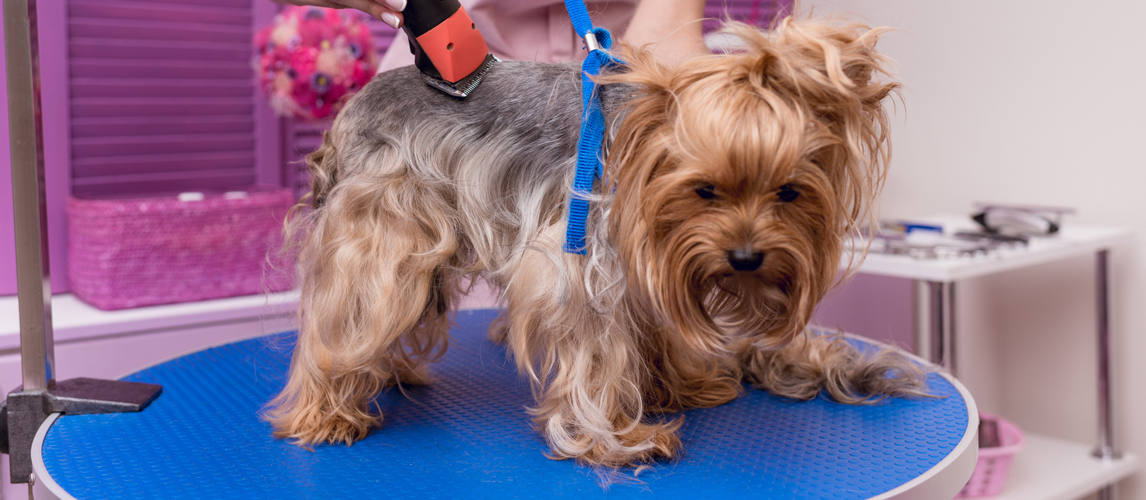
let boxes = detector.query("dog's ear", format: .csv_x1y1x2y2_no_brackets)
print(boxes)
594,47,697,328
734,19,899,236
594,43,678,253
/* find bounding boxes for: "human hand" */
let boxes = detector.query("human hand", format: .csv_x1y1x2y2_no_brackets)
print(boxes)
272,0,406,29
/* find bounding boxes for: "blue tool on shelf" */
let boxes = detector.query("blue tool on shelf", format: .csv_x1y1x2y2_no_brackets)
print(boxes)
32,310,977,499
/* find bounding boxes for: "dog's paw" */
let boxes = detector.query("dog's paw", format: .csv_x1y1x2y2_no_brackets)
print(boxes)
391,363,434,387
564,420,683,468
269,405,381,447
671,373,742,410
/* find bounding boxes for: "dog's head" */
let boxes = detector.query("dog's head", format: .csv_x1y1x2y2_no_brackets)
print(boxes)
603,18,897,353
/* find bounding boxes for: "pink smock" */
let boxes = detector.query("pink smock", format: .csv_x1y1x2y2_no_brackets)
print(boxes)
378,0,638,72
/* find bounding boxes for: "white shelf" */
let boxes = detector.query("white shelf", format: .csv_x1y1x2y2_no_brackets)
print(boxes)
992,433,1137,500
850,215,1132,282
0,284,499,351
0,291,300,350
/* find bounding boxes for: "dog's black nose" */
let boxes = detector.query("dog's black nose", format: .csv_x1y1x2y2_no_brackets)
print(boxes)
727,248,764,271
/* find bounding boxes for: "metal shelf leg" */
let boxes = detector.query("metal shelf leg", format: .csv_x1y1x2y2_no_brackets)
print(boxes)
915,280,957,374
1094,249,1120,500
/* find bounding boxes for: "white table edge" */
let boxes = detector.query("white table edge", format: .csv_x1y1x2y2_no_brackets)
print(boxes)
869,357,979,499
32,413,74,500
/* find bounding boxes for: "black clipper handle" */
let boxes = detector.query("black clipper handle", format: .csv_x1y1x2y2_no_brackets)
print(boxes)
401,0,464,81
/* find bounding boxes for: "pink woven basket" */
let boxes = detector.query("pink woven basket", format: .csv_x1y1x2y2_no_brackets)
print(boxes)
67,187,296,310
956,412,1025,498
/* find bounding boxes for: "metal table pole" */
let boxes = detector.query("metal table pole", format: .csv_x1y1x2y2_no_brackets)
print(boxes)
4,0,54,392
3,0,57,485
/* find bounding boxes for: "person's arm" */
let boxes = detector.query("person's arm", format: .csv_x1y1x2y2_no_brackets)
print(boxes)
271,0,407,29
623,0,708,65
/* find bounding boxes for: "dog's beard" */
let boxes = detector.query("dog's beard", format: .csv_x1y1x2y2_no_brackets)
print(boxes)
707,271,794,340
655,236,815,354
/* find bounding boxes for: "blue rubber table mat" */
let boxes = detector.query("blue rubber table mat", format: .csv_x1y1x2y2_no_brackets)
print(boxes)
41,309,968,499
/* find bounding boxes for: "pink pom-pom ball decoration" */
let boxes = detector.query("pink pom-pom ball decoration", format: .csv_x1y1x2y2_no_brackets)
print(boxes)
255,6,378,120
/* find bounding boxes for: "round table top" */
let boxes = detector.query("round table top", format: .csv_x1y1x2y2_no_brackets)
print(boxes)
34,309,977,499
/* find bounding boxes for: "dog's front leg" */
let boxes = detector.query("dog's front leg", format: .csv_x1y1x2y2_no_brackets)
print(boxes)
532,328,681,467
738,332,931,404
504,262,681,467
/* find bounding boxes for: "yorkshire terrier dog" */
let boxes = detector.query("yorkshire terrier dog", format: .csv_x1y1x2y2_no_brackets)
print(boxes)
266,18,929,467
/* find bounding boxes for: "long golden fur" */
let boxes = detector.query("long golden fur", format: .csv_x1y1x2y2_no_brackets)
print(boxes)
264,17,929,468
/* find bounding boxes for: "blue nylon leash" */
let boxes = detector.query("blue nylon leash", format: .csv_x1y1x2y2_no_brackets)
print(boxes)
562,0,619,254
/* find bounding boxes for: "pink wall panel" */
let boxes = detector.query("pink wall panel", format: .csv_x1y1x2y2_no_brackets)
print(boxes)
812,273,916,350
0,4,14,295
253,0,283,186
0,1,72,296
41,0,74,295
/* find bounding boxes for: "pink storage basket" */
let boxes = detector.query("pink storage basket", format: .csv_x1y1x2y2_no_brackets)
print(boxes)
956,412,1025,498
67,187,296,310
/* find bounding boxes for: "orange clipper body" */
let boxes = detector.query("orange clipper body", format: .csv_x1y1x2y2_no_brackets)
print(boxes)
402,0,499,98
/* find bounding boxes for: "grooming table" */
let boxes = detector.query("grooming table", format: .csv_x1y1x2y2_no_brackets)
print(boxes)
31,310,977,499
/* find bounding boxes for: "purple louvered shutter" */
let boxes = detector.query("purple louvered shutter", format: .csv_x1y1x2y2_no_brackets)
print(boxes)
68,0,261,196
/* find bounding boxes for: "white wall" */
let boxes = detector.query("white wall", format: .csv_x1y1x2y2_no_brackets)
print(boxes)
806,1,1146,498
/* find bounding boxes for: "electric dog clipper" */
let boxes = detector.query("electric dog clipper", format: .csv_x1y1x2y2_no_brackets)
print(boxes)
402,0,499,98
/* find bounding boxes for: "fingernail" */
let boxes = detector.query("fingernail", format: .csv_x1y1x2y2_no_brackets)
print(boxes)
380,11,400,29
383,0,406,12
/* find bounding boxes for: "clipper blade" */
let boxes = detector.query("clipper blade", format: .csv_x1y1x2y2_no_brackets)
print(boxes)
422,53,500,98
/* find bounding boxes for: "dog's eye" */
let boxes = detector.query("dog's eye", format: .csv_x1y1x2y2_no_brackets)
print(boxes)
695,184,717,200
776,184,800,203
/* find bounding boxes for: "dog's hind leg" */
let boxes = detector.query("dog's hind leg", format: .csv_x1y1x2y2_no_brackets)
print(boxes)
265,171,460,447
737,332,931,404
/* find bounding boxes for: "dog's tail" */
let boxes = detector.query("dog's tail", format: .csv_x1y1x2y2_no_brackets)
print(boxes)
275,128,341,285
738,332,932,404
305,130,341,209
